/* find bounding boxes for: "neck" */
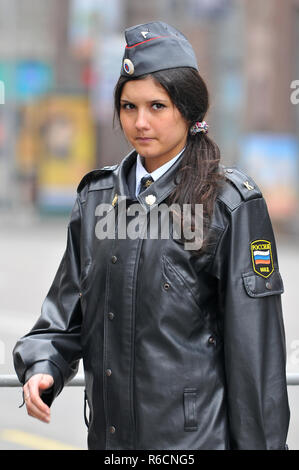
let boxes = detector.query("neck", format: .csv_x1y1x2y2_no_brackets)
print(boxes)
143,158,164,173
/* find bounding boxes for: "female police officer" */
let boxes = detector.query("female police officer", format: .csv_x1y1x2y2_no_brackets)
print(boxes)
13,21,290,450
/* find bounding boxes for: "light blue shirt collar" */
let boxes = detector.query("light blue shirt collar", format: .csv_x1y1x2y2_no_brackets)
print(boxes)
135,148,185,197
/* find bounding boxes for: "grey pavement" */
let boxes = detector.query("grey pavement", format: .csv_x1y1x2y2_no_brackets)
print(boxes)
0,210,298,449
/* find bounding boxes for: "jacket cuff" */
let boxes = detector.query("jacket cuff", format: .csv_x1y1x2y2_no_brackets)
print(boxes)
24,360,63,407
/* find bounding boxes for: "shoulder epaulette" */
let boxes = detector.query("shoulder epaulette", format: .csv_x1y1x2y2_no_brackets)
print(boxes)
77,164,119,193
217,166,262,211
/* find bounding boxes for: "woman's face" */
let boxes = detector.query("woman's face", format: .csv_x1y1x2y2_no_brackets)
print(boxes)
120,76,188,172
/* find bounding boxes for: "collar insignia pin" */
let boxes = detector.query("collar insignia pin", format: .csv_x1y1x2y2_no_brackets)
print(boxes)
112,193,118,207
145,179,153,188
244,181,254,191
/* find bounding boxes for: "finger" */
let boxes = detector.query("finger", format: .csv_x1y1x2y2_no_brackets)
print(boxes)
27,378,51,416
23,384,30,402
26,399,50,423
23,387,50,423
22,374,54,422
38,374,54,391
25,385,51,422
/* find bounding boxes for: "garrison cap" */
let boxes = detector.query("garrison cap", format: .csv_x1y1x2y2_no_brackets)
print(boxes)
121,21,199,77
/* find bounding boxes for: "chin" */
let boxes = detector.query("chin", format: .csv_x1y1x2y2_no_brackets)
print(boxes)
135,147,158,159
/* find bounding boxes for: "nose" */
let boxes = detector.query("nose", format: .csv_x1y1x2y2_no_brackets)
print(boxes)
135,108,150,131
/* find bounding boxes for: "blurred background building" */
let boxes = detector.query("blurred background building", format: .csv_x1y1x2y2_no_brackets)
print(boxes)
0,0,298,230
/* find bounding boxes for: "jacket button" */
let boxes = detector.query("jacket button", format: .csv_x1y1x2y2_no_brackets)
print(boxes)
111,255,117,264
109,426,116,434
145,194,156,205
108,312,115,320
79,292,82,298
106,369,112,376
208,335,216,345
266,281,272,290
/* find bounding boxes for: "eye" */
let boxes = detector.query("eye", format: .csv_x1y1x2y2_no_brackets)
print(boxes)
152,103,165,110
121,103,135,110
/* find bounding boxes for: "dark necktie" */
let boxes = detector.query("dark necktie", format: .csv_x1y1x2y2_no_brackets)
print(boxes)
138,175,154,194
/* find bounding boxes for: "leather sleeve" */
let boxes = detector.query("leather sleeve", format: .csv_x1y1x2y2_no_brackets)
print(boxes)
13,197,83,400
213,196,290,449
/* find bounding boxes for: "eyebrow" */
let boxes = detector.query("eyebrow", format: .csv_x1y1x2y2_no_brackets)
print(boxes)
120,98,169,103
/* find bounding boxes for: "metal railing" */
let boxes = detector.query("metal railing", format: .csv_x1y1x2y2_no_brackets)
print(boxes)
0,373,299,387
0,374,85,387
287,373,299,385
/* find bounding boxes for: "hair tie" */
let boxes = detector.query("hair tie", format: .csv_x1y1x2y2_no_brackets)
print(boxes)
189,121,209,136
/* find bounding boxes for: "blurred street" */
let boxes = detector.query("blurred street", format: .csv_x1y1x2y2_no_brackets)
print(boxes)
0,212,298,450
0,212,87,449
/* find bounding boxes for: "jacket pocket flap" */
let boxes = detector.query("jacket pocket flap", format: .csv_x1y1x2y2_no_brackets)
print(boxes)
242,270,284,298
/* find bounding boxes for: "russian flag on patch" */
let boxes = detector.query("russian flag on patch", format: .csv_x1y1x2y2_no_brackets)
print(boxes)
253,249,271,265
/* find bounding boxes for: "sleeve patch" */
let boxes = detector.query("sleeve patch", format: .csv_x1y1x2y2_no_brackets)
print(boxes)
250,239,274,278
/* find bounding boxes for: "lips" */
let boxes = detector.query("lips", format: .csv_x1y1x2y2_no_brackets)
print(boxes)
135,137,154,142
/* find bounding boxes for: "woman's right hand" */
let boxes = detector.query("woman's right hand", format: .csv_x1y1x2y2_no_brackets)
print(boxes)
22,373,54,423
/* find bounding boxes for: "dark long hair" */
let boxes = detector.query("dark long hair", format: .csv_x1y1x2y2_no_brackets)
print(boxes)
114,67,224,252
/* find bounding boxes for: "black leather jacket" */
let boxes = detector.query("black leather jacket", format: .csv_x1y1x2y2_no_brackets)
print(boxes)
13,150,290,450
